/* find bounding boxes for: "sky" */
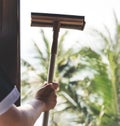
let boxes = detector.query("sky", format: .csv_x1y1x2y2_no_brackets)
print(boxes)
20,0,120,125
20,0,120,59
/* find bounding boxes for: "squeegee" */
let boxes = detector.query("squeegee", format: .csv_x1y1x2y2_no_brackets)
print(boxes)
31,12,85,126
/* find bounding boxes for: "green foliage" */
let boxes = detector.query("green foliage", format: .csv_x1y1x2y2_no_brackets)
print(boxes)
21,14,120,126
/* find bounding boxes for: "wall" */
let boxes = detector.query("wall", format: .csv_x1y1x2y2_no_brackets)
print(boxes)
0,0,20,105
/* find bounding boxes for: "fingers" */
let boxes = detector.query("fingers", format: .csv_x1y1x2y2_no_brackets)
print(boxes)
47,91,57,109
35,82,58,101
52,82,59,90
43,82,58,90
35,82,58,111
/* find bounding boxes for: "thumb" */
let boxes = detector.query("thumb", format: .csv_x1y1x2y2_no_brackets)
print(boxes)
51,82,59,90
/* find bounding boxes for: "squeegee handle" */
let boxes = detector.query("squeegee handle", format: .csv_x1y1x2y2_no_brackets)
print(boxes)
42,21,60,126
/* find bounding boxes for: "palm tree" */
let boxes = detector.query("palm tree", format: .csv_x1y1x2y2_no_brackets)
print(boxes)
21,29,96,125
54,46,116,126
88,13,120,125
21,14,120,125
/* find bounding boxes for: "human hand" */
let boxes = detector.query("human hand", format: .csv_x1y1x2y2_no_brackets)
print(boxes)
35,82,58,111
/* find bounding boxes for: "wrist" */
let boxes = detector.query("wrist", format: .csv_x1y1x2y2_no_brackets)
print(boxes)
30,99,46,112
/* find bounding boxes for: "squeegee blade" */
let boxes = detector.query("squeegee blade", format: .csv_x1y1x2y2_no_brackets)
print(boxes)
31,13,85,30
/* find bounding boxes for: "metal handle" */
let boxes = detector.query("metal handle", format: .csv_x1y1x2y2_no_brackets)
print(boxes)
42,21,60,126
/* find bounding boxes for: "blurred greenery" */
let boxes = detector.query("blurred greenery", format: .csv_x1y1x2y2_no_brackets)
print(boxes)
21,13,120,126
